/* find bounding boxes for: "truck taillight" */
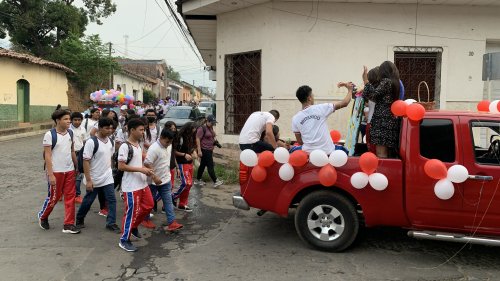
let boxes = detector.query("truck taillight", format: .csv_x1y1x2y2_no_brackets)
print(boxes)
239,162,249,184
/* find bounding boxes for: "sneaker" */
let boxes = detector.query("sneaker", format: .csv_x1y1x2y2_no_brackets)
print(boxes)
98,209,108,217
119,240,137,252
131,228,142,239
141,220,156,229
75,196,83,204
39,218,50,230
166,220,184,232
213,179,224,188
75,218,85,229
194,179,206,186
177,205,193,212
62,225,81,234
106,224,120,233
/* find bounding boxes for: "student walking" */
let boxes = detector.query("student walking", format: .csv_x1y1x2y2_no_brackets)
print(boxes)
38,110,80,234
75,117,120,233
118,119,154,252
195,115,223,188
172,122,197,212
70,112,86,204
144,129,183,233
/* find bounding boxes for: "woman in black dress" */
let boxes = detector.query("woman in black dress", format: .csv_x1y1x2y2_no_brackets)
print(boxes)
362,61,401,158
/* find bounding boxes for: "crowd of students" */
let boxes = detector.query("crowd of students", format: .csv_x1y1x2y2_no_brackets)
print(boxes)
38,103,222,252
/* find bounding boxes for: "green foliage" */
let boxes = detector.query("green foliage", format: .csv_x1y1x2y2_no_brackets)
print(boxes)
195,160,240,185
50,33,119,91
143,89,155,104
166,65,180,81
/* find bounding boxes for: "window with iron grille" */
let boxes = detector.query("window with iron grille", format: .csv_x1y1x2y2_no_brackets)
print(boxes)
224,51,262,134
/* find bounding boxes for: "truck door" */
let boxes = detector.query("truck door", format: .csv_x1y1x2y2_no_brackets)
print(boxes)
405,117,465,231
459,117,500,234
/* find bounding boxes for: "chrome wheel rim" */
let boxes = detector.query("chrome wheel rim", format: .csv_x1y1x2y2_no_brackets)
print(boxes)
307,204,345,242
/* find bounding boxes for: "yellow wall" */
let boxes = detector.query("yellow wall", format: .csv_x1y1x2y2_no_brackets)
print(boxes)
0,58,69,106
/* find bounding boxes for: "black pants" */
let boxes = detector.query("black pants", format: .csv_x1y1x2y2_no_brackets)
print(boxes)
239,141,274,153
98,188,106,210
197,149,217,182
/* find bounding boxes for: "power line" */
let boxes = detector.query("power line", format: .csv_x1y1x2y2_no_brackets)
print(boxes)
126,19,170,44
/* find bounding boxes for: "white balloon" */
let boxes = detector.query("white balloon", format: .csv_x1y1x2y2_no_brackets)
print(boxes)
279,163,295,181
351,172,369,189
434,179,455,200
274,147,290,164
447,165,469,183
490,100,500,113
369,173,389,191
309,150,329,167
329,150,348,167
240,149,258,167
405,99,417,105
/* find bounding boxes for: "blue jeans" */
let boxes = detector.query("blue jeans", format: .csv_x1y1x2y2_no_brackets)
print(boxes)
75,173,82,196
76,183,117,226
150,182,175,225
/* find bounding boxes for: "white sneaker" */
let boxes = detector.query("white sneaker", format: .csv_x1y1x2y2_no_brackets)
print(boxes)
213,179,224,188
194,179,206,186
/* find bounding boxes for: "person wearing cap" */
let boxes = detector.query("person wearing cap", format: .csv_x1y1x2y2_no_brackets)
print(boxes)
118,105,128,128
194,115,223,188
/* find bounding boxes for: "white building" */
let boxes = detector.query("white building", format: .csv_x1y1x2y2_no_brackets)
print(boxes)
177,1,500,143
113,69,156,102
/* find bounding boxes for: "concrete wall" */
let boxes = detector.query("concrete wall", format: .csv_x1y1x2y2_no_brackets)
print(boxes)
214,3,500,143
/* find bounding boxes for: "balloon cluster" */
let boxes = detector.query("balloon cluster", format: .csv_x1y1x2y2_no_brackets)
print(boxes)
477,100,500,113
351,152,388,191
239,148,349,186
391,99,426,121
89,89,135,105
424,159,469,200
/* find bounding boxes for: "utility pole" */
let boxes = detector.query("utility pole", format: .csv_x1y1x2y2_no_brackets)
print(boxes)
108,42,113,89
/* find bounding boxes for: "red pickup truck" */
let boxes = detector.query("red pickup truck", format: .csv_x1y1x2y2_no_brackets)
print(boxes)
233,111,500,251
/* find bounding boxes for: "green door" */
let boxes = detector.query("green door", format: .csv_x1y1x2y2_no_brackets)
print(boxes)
16,80,30,122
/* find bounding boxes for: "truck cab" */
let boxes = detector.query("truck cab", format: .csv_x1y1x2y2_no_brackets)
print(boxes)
233,111,500,251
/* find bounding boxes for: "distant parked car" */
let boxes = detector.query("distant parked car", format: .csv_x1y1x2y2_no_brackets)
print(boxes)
199,101,216,118
159,106,204,129
197,106,213,117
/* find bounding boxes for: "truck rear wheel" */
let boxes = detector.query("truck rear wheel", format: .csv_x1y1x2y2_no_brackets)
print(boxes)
295,190,359,252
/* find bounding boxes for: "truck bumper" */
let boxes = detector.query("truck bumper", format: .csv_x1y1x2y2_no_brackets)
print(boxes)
232,192,250,210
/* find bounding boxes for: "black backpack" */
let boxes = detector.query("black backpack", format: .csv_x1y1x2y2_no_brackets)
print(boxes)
76,136,99,174
43,128,74,169
112,142,134,189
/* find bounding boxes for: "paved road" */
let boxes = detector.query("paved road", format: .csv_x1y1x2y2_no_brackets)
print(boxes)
1,135,500,280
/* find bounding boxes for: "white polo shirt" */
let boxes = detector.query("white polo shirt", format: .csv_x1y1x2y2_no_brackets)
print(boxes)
239,112,276,144
71,124,86,152
118,142,147,192
82,137,114,187
42,130,74,173
292,103,336,154
144,141,172,185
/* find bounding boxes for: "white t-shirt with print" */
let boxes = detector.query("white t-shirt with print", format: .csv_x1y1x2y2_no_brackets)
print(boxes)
71,124,86,151
144,141,171,185
239,112,276,144
82,137,114,187
292,103,336,154
42,130,75,173
118,142,147,192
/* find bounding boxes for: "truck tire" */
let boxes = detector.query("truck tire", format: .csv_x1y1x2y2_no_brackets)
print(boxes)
295,190,359,252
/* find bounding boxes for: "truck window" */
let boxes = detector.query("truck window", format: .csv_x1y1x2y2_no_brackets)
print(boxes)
471,121,500,165
420,119,455,162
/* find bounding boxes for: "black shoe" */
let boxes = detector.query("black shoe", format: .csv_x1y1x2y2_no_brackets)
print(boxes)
39,218,49,230
76,218,85,229
131,228,142,239
177,205,193,212
106,224,120,233
62,224,81,234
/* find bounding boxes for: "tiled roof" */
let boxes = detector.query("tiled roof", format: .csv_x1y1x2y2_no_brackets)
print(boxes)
0,48,75,74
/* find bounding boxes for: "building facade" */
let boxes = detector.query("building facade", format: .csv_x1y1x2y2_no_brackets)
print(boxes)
113,69,156,102
116,59,168,99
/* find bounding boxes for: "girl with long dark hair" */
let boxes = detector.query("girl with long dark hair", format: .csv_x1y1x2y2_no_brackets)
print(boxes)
172,122,197,212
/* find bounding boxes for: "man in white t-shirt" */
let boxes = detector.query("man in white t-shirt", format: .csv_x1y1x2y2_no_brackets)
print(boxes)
292,84,353,155
238,110,280,153
70,112,86,203
75,117,120,233
117,118,154,252
144,129,183,233
83,108,100,140
38,110,80,234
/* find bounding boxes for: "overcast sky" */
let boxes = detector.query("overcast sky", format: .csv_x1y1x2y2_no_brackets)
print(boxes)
0,0,215,92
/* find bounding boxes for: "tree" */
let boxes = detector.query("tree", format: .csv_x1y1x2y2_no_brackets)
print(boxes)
142,89,155,104
166,65,180,81
50,33,118,91
0,0,116,57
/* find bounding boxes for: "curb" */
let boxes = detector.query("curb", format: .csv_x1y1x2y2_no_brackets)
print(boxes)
0,130,45,142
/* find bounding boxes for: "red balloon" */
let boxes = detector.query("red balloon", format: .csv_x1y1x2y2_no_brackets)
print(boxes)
319,165,337,186
406,103,426,121
258,151,275,168
391,100,407,117
251,166,267,182
289,150,308,167
359,152,379,174
477,100,490,112
330,130,342,143
424,159,448,180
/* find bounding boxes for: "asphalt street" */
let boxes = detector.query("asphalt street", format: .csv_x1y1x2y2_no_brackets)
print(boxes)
1,135,500,281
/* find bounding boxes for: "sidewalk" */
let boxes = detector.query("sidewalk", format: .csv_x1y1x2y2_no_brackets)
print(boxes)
0,122,52,142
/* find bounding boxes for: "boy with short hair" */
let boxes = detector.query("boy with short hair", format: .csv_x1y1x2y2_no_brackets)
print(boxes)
118,119,154,252
75,117,119,232
71,112,85,204
38,110,80,234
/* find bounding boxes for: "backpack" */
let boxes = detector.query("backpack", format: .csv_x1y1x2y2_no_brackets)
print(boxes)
43,128,74,169
112,142,134,189
76,136,99,174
